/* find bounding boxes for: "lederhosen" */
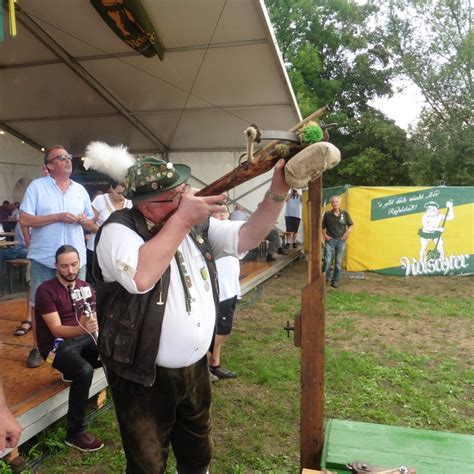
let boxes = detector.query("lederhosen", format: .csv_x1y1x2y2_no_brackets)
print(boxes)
93,208,219,473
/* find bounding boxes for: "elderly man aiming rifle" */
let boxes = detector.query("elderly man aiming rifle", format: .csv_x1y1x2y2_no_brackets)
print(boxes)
91,153,290,474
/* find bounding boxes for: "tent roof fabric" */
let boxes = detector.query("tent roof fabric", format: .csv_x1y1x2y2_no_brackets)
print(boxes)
0,0,301,156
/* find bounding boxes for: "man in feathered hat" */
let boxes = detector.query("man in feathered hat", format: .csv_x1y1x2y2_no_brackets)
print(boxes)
91,151,290,473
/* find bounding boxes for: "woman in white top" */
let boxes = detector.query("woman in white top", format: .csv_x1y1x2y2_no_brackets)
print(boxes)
208,204,242,380
86,180,132,283
285,188,302,248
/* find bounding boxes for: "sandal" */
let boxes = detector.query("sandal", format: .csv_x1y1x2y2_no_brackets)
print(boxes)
14,320,32,336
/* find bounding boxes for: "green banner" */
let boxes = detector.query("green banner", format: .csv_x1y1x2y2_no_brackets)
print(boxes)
0,1,4,42
371,187,474,221
323,185,350,205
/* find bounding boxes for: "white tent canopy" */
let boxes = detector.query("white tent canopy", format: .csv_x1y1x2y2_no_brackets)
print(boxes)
1,0,301,156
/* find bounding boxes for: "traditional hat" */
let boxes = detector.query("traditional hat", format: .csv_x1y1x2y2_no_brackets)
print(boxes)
123,156,190,200
424,201,439,209
83,142,190,201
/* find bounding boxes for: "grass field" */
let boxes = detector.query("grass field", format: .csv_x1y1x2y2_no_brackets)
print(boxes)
4,259,473,473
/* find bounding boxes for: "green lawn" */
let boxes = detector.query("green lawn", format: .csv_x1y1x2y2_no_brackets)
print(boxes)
4,260,472,473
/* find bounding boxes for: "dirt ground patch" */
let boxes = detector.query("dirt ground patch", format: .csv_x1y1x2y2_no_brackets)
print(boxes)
245,259,473,364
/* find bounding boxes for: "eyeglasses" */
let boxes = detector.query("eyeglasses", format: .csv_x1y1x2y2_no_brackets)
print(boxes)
49,153,73,163
147,184,190,204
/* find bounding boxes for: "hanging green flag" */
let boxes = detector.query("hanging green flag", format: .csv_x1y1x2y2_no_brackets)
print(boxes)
90,0,164,60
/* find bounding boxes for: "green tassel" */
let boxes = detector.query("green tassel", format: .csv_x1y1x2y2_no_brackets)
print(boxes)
302,124,324,144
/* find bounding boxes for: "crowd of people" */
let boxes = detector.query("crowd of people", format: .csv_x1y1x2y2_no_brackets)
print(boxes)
1,145,352,470
0,147,291,469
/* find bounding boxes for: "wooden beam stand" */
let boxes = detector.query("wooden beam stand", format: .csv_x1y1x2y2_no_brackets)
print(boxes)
300,177,325,470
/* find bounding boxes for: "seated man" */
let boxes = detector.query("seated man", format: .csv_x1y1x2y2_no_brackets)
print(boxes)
35,245,103,452
265,228,288,262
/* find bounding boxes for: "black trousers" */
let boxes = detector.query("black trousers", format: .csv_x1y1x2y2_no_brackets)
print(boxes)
107,356,212,474
50,335,100,437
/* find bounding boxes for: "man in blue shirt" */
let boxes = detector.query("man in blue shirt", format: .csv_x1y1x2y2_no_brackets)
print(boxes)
19,146,95,367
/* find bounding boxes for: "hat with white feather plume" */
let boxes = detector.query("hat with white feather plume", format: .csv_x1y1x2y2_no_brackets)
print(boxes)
83,142,136,183
84,141,190,201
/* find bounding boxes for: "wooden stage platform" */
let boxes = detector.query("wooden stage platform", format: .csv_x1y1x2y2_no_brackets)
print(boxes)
0,247,302,457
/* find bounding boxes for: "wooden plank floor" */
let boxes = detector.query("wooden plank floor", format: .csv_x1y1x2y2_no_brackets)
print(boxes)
0,247,301,457
0,297,69,417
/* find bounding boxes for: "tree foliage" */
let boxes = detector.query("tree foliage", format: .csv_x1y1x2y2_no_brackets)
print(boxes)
384,0,473,185
266,0,473,186
268,0,393,118
265,0,412,186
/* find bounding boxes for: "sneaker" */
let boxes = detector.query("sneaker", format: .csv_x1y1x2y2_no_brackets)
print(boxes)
331,281,340,289
209,371,219,384
266,253,276,262
210,365,236,379
65,432,104,452
26,347,43,368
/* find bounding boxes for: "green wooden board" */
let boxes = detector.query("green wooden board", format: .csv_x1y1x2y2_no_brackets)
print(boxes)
321,419,474,474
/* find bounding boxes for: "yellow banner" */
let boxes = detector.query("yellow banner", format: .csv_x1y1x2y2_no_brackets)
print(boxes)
301,186,474,276
344,187,474,276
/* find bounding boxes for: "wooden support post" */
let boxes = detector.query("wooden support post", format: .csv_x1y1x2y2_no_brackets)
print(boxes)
300,176,325,470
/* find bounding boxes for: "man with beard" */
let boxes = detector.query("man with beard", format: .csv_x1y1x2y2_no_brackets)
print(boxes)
20,146,95,368
93,156,290,473
35,245,103,452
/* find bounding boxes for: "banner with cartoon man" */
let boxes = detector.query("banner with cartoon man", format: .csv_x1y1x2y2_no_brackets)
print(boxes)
316,186,473,276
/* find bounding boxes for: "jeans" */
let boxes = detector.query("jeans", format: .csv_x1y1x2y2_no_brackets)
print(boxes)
107,356,212,474
323,238,346,283
49,335,101,437
30,260,86,305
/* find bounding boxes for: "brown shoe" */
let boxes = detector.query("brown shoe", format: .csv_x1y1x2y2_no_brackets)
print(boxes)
65,432,104,452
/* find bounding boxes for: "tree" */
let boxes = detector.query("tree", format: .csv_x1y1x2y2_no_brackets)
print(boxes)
265,0,413,186
384,0,473,185
267,0,393,118
325,109,411,187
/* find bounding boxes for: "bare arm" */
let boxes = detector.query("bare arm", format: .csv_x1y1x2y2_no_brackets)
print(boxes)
133,191,227,292
20,210,78,228
21,225,30,248
42,312,98,338
342,225,353,241
77,213,98,233
0,376,22,452
445,200,454,221
238,159,290,253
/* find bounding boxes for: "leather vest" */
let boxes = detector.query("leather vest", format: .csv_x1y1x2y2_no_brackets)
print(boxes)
93,208,219,386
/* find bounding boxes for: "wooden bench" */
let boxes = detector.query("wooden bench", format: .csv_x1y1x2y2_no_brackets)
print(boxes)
4,258,29,293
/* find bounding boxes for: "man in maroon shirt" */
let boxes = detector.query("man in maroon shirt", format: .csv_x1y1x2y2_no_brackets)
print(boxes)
35,245,103,452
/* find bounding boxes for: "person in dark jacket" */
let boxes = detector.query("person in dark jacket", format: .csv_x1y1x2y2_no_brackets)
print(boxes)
93,155,290,474
322,195,353,288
